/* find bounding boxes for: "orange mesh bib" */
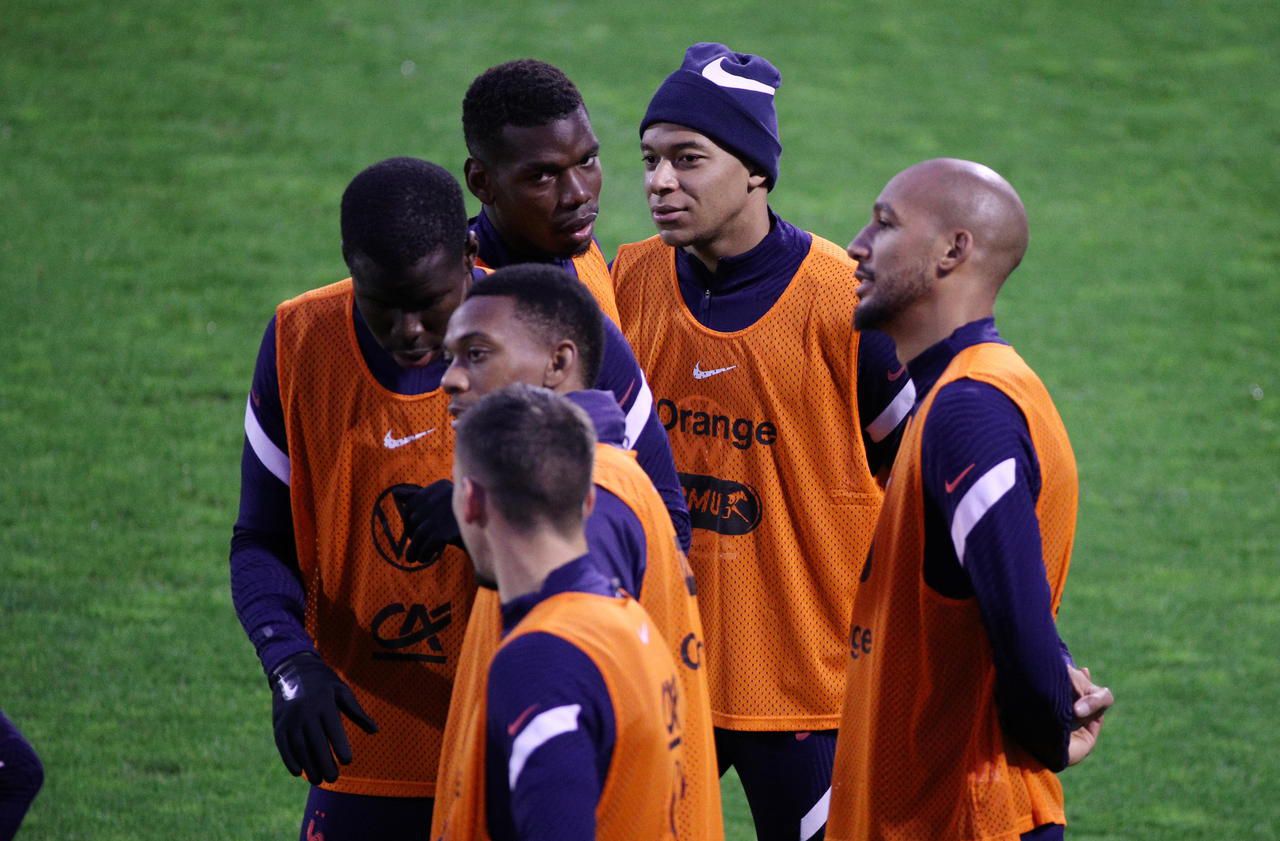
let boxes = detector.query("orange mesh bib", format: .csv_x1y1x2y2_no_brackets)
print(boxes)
828,342,1078,841
503,592,683,841
276,279,477,797
614,235,882,729
433,444,723,840
432,588,500,840
592,445,723,841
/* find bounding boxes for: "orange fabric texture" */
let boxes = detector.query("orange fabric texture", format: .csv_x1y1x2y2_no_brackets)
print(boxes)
827,342,1078,841
432,588,500,841
613,235,882,730
591,444,723,841
502,592,684,841
433,444,723,840
276,279,477,797
475,240,620,326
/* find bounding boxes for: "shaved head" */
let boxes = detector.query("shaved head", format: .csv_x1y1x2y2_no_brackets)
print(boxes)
888,158,1028,284
848,158,1031,360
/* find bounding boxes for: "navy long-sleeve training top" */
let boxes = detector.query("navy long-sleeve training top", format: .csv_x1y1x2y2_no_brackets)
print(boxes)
567,389,648,599
908,317,1075,772
484,556,620,841
229,274,651,676
672,211,914,477
473,211,690,550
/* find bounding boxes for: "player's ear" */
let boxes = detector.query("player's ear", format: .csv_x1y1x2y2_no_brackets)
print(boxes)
542,340,578,390
581,484,597,520
464,157,495,206
938,229,973,275
462,230,479,274
745,164,769,193
459,476,487,526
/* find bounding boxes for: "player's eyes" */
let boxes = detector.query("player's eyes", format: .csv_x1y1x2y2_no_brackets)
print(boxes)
641,154,658,168
467,348,489,363
580,154,598,168
402,296,444,314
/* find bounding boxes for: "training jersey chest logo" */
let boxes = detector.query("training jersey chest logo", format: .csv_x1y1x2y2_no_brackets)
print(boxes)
692,361,737,380
383,428,435,449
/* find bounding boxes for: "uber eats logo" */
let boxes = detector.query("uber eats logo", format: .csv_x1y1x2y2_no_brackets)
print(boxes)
679,473,762,535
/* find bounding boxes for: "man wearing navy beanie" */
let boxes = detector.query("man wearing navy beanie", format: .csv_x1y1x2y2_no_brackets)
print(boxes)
613,43,915,841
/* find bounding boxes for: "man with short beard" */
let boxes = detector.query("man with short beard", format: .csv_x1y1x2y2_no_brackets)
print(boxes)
826,159,1112,841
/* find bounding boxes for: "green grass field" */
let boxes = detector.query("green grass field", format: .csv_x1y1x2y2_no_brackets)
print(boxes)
2,0,1278,838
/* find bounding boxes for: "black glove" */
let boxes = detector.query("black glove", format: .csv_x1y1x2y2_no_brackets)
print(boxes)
270,652,378,785
402,479,462,566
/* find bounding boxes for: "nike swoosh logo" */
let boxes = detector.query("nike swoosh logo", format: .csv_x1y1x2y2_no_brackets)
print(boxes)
887,365,907,382
618,377,637,407
693,361,737,380
945,463,976,494
507,703,540,737
700,57,776,96
383,429,435,449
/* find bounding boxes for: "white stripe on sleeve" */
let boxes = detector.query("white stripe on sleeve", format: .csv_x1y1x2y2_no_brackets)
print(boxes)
799,786,831,841
622,372,654,450
508,704,582,790
949,458,1017,563
244,396,290,486
866,379,916,443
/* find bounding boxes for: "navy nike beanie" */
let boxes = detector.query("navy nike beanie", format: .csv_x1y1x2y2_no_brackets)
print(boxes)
640,42,783,188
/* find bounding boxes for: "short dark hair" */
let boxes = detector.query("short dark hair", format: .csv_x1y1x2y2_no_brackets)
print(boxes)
463,59,585,160
466,264,604,387
340,157,467,271
455,384,596,533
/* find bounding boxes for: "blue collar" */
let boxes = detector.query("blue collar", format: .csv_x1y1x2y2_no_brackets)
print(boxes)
906,317,1007,407
566,389,626,447
472,209,580,277
674,210,811,296
500,555,618,634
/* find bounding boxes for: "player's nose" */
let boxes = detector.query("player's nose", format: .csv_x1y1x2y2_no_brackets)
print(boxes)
646,159,678,194
560,169,592,207
394,311,426,342
847,227,872,262
441,359,466,394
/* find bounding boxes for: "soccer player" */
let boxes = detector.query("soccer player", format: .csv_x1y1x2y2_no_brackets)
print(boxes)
451,384,686,841
431,265,720,841
612,43,913,841
230,157,482,838
0,711,43,840
459,59,691,551
825,159,1112,840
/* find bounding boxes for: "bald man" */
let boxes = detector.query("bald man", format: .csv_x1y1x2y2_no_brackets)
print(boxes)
826,159,1110,841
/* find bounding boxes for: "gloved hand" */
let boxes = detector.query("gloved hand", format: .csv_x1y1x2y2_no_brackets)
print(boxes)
271,652,378,785
402,479,462,567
